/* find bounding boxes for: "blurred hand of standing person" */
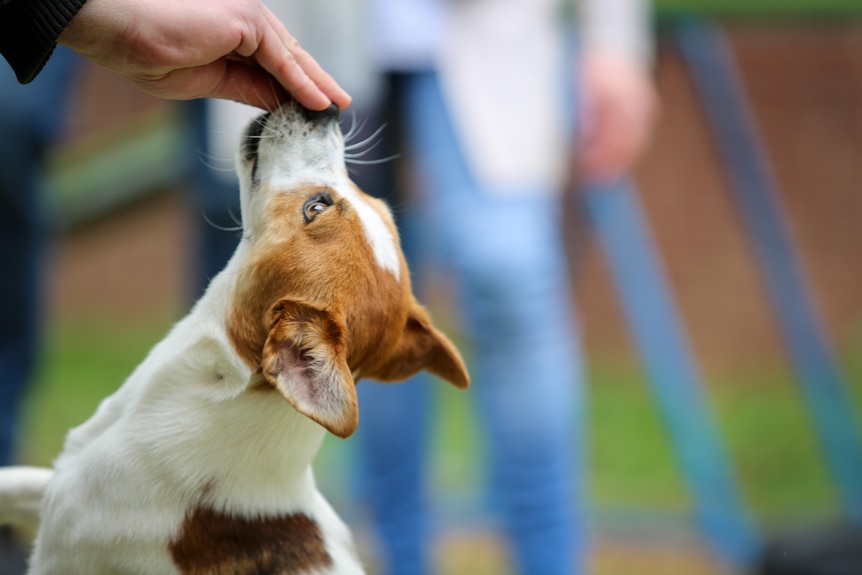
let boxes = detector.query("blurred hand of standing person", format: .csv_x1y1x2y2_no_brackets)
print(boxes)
576,49,658,183
58,0,352,110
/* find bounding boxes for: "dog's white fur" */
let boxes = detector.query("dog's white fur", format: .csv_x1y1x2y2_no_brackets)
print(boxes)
0,104,468,574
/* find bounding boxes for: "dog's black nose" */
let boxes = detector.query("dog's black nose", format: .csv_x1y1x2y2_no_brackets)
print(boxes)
302,103,340,123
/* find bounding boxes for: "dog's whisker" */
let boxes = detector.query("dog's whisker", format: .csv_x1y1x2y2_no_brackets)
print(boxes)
344,123,387,152
200,211,244,233
258,122,281,139
243,134,272,142
344,140,381,158
231,77,263,114
227,207,243,227
199,162,239,174
243,132,278,142
268,77,281,113
345,154,400,166
345,112,366,136
247,77,275,114
344,139,385,160
253,115,279,134
343,122,376,150
197,151,239,173
343,116,370,148
341,110,363,142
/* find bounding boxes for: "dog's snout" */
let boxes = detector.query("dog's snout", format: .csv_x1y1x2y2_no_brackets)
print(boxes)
302,103,340,123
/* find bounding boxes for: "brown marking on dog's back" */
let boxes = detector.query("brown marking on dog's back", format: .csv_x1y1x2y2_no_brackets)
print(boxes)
169,505,331,574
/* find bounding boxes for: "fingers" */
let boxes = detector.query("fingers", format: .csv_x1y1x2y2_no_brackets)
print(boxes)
262,6,351,109
282,39,352,110
578,98,644,182
108,0,350,110
247,5,351,111
576,57,658,183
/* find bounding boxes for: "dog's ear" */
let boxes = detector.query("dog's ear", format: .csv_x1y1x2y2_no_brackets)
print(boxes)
261,300,358,438
373,303,470,389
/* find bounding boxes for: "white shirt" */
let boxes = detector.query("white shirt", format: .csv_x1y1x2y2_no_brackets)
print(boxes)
368,0,446,70
368,0,651,69
368,0,652,192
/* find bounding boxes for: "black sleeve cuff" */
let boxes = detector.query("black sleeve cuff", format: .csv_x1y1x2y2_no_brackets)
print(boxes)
0,0,88,83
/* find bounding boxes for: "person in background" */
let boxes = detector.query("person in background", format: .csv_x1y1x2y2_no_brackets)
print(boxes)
352,1,658,574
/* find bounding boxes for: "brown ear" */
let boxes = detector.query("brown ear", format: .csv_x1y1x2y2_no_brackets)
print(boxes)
373,303,470,389
261,300,358,438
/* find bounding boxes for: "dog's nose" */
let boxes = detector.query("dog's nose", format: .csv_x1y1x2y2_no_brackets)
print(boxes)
302,103,340,123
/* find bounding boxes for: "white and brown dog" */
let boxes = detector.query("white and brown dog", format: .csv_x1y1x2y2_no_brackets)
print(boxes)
0,103,469,574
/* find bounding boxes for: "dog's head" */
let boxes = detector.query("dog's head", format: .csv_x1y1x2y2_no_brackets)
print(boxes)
226,103,469,438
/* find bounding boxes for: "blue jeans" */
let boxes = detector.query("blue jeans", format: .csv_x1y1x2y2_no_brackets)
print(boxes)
356,71,586,575
0,49,77,466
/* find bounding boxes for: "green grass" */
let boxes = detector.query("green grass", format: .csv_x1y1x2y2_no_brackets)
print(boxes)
712,371,841,525
654,0,862,17
20,316,862,533
20,317,175,465
588,363,689,513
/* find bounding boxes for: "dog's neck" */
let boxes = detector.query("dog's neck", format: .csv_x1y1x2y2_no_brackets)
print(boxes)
61,242,331,512
179,244,329,497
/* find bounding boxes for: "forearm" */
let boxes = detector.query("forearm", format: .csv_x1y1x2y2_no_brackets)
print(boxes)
578,0,653,65
0,0,87,83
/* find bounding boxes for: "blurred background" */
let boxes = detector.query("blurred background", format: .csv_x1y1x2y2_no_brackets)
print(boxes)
3,1,862,574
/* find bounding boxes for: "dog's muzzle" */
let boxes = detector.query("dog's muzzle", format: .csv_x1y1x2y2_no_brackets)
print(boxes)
240,104,340,166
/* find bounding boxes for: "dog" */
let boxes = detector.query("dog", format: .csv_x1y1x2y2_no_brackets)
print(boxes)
0,102,469,574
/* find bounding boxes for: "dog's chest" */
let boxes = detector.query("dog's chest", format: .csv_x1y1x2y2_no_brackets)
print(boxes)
169,504,332,574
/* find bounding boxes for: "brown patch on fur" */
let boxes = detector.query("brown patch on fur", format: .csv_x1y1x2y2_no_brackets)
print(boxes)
367,304,470,389
169,505,331,574
225,182,469,435
226,184,407,377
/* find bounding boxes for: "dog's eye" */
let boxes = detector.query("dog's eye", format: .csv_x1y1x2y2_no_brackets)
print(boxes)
303,193,333,223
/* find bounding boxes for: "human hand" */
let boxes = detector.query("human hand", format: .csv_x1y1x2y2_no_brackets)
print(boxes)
58,0,351,111
576,50,658,183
